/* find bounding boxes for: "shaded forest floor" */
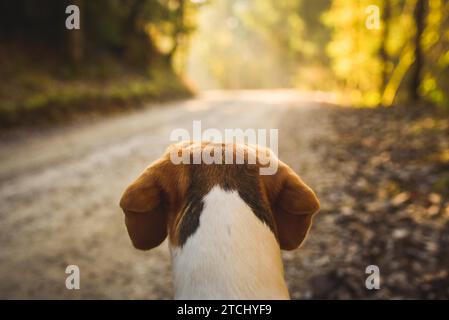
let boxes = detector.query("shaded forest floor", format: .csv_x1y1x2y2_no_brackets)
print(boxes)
0,50,192,128
282,102,449,299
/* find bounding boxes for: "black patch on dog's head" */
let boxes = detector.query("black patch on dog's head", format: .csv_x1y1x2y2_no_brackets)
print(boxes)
177,161,275,246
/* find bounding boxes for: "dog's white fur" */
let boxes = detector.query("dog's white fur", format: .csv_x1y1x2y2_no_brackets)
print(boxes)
120,142,320,300
170,186,289,299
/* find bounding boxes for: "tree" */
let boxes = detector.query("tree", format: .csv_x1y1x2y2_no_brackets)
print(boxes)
410,0,425,101
66,0,84,69
379,0,391,103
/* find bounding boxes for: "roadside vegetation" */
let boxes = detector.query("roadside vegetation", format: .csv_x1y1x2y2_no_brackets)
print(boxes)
0,0,201,127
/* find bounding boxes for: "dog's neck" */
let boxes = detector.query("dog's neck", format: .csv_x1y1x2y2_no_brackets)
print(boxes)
170,186,290,299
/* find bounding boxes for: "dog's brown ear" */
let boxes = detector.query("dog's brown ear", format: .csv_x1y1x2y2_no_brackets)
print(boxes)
119,158,183,250
262,161,320,250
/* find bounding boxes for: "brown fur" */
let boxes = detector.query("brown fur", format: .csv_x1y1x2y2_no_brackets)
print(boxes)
119,142,320,250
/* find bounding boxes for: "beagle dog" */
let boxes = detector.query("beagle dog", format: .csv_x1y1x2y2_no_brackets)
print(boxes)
119,142,320,299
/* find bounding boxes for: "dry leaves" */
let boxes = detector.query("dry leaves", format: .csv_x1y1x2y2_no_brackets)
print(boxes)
284,103,449,299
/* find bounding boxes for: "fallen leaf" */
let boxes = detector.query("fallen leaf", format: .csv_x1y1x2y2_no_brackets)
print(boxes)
391,192,411,207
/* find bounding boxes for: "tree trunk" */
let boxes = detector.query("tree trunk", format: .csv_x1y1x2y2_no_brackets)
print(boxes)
124,0,156,66
410,0,425,101
166,0,186,65
379,0,391,104
67,0,84,69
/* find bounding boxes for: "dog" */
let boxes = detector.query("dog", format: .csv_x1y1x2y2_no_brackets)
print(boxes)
119,142,320,299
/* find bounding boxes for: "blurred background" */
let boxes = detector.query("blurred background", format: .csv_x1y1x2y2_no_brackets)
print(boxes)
0,0,448,299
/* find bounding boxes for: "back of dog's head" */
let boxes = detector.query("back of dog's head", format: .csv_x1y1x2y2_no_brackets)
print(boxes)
119,142,320,251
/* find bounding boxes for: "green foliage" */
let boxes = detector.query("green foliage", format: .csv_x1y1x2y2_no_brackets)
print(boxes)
0,69,191,127
324,0,449,107
0,0,199,126
1,0,449,118
420,0,449,107
323,0,384,106
187,0,449,108
0,0,200,65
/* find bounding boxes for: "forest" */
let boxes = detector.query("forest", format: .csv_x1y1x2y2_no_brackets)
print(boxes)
1,0,448,126
0,0,200,125
190,0,449,107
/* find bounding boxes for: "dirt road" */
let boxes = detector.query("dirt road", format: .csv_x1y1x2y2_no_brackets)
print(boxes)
0,90,336,299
